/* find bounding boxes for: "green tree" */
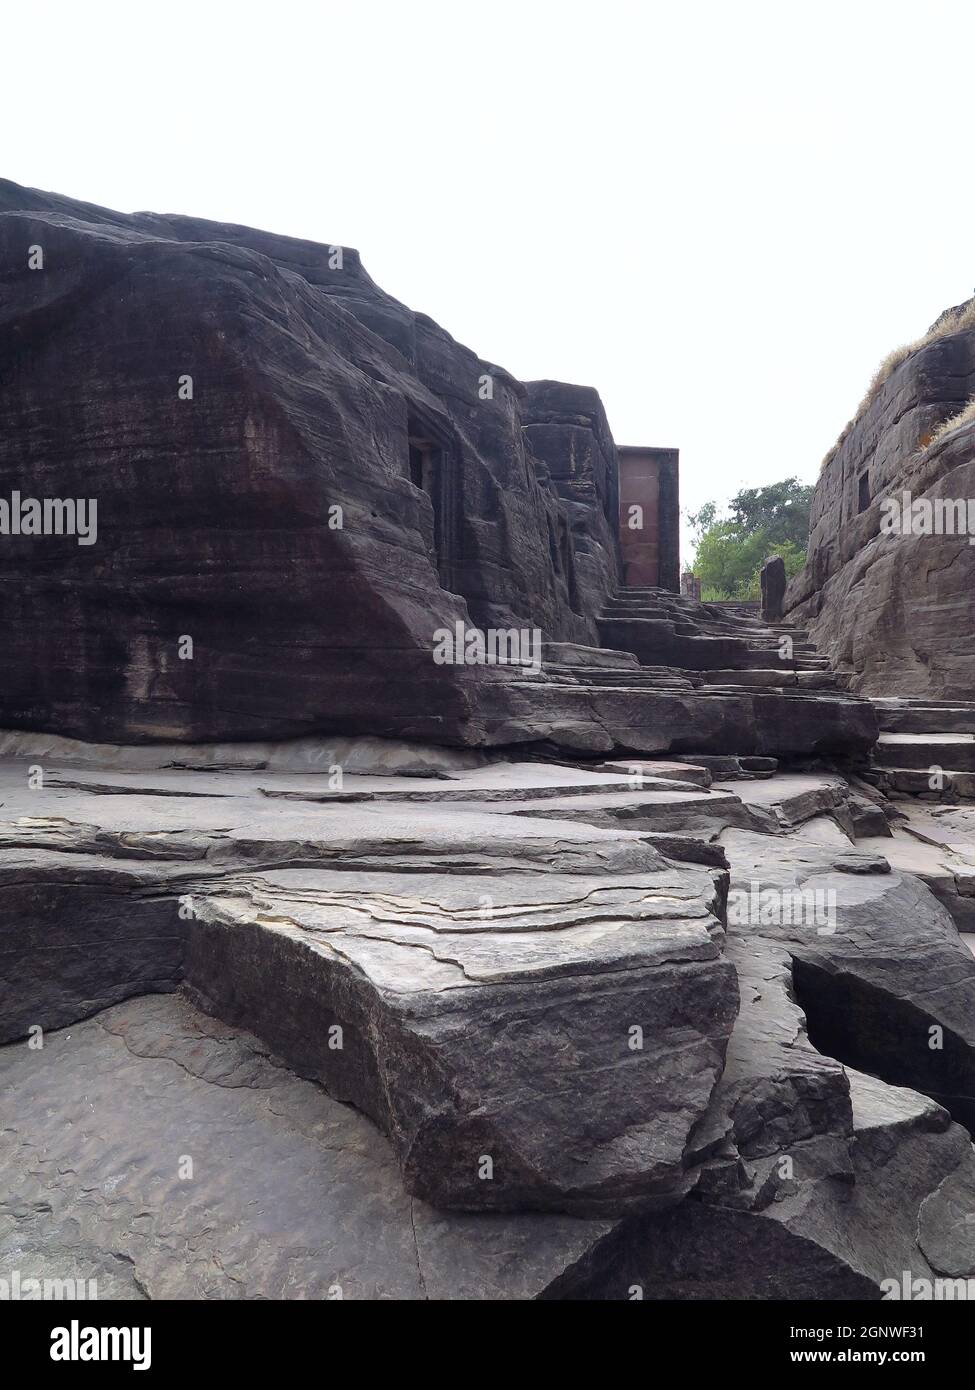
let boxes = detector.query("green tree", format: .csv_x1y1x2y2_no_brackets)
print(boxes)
727,478,812,548
688,479,811,601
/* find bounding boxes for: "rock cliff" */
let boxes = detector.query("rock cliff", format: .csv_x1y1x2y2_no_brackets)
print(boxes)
785,302,975,699
0,180,620,744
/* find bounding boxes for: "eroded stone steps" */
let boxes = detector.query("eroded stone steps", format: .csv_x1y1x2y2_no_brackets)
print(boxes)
865,767,975,800
544,662,828,693
596,586,837,687
866,730,975,801
873,698,975,736
875,733,975,774
860,711,975,800
596,623,834,677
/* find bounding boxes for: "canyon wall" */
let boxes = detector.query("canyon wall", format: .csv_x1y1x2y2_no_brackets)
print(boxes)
0,180,621,743
785,305,975,699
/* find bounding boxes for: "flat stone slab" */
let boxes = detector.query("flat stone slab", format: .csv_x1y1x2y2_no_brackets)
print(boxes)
541,643,640,670
699,669,799,688
893,803,975,858
0,755,739,1215
596,759,712,787
0,995,617,1299
183,860,736,1214
675,753,777,781
873,701,975,736
0,757,702,876
0,730,489,776
712,773,852,832
876,732,975,773
10,758,696,804
501,773,855,843
498,787,760,836
857,804,975,931
471,677,878,759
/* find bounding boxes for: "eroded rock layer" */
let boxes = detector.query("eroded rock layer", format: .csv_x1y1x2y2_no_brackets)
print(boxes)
4,735,975,1296
0,180,877,760
785,304,975,700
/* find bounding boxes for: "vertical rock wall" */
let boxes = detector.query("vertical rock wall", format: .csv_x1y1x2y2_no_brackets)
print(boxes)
0,180,623,743
785,310,975,699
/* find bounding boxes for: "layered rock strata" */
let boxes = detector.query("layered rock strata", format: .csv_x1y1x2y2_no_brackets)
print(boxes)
4,737,975,1297
785,304,975,700
0,180,876,759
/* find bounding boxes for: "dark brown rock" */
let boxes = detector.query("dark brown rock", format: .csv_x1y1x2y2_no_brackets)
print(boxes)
0,180,621,746
760,554,786,622
785,309,975,700
0,179,878,762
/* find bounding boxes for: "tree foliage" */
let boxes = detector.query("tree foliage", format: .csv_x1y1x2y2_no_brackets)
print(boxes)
688,478,812,601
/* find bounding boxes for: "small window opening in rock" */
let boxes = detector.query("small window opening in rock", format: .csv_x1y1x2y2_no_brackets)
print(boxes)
857,470,870,513
409,441,429,492
407,416,456,589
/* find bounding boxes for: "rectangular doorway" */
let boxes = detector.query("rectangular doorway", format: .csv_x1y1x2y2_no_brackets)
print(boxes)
408,415,459,592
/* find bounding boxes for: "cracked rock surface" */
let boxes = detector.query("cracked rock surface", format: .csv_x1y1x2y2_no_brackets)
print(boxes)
0,754,737,1214
0,995,617,1300
4,740,975,1294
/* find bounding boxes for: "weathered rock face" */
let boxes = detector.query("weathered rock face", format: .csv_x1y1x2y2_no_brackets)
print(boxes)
186,866,736,1214
522,380,623,624
0,179,881,763
5,730,975,1295
718,817,975,1129
0,752,741,1215
8,181,975,1302
785,307,975,700
10,988,974,1301
760,555,786,622
550,896,975,1299
0,180,621,745
0,994,626,1300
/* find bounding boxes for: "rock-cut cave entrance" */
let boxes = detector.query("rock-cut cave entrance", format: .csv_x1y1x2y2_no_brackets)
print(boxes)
408,414,460,593
857,470,871,514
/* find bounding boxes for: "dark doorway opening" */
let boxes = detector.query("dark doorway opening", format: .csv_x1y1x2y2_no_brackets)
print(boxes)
559,519,581,613
857,470,870,514
409,440,435,494
407,414,458,592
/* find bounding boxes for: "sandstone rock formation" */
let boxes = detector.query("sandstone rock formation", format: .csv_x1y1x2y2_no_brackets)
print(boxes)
760,554,786,622
785,301,975,700
4,180,975,1304
0,994,622,1301
0,180,619,746
4,734,975,1296
0,179,877,760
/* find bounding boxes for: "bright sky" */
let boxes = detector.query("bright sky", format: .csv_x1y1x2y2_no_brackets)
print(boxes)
5,0,974,554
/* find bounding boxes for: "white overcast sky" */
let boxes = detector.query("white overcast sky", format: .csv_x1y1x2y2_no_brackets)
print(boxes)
4,0,974,551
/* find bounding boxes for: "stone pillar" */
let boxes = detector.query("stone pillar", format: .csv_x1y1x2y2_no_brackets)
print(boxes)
760,555,786,622
681,571,701,601
618,446,680,591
